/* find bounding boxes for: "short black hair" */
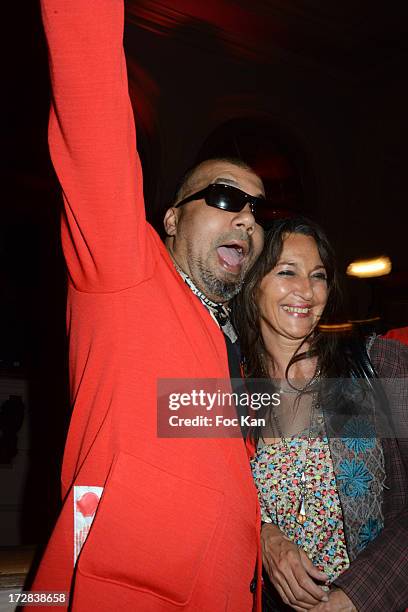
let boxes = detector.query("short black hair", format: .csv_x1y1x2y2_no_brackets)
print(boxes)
174,157,257,203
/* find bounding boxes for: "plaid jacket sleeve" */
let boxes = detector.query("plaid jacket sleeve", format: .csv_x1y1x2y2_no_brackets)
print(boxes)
334,337,408,612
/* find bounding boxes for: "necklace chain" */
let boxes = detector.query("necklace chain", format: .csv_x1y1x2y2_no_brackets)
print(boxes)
171,258,237,343
278,366,321,394
259,352,321,394
272,392,320,526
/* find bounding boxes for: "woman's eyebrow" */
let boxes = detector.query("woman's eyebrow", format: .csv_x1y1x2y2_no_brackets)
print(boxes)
276,260,296,266
276,261,326,270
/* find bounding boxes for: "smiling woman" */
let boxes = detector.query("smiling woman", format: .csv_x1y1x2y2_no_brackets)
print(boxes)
234,216,341,382
234,216,408,612
257,233,328,344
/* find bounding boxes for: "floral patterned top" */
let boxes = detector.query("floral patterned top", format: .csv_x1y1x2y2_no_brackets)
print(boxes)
251,434,351,583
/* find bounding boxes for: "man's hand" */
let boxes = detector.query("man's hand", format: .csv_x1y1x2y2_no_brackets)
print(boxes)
261,523,329,610
310,588,357,611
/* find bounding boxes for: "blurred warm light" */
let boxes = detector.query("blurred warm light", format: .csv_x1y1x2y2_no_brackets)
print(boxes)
318,323,354,332
346,256,392,278
348,316,381,324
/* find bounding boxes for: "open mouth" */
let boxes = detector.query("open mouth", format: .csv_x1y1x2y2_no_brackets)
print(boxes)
216,241,248,274
282,305,312,317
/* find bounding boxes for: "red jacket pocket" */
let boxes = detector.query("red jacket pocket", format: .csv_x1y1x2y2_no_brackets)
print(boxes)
77,451,224,605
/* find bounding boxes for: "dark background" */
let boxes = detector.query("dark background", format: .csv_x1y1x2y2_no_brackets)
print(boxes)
1,0,408,547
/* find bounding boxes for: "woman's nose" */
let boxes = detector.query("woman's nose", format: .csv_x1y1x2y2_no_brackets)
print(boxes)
294,276,313,300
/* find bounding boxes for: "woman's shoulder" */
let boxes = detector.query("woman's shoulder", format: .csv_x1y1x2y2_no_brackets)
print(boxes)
368,334,408,378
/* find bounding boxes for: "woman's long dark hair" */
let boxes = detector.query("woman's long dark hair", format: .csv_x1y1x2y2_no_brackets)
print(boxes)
233,216,353,381
233,216,382,444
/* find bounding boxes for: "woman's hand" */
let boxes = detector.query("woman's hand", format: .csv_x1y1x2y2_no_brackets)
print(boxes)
261,523,330,610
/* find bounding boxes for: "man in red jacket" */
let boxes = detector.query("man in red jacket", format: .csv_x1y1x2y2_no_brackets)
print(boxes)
30,1,271,611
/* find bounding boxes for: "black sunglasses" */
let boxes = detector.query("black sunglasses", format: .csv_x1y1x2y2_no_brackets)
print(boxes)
175,183,266,218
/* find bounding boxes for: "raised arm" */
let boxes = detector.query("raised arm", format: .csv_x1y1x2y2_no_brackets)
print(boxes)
41,0,155,292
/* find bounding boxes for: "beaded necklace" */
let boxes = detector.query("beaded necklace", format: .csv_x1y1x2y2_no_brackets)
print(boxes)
171,259,237,343
270,393,319,525
259,353,321,525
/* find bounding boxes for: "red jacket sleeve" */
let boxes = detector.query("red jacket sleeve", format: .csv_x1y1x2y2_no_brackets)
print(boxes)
41,0,156,292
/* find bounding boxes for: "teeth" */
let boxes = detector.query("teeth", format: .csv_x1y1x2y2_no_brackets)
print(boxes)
282,306,310,314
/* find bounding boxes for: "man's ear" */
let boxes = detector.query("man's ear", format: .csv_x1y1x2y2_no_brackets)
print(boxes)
163,207,178,236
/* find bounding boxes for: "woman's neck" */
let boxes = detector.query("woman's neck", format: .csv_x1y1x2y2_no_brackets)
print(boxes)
261,326,315,380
